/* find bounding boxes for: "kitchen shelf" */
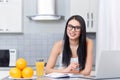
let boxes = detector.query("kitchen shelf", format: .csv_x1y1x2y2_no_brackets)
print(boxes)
27,15,62,21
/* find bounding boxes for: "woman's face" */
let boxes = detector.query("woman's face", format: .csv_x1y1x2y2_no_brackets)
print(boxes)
67,19,81,40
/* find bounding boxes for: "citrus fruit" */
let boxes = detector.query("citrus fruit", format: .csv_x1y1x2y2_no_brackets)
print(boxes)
9,67,21,78
22,67,34,78
16,58,27,70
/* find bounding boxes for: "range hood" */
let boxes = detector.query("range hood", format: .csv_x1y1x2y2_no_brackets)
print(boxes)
28,0,61,20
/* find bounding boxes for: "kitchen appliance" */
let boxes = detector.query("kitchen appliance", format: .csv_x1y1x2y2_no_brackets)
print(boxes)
0,49,16,67
28,0,61,20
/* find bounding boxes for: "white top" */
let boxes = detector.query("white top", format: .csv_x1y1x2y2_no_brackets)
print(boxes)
58,53,78,68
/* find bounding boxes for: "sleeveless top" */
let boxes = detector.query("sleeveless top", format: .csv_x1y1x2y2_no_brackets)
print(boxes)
58,53,78,69
58,40,79,69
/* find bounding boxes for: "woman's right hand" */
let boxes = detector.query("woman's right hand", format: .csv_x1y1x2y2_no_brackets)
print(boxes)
63,62,79,73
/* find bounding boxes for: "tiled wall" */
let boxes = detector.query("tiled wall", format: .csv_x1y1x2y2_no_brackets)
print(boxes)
0,33,63,66
0,33,96,66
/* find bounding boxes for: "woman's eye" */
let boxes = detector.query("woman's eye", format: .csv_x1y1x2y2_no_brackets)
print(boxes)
76,27,80,29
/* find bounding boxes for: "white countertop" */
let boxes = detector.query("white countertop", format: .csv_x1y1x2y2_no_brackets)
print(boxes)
0,70,95,80
0,71,9,80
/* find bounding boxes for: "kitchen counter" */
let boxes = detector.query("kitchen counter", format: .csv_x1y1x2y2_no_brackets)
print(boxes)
1,70,120,80
0,71,9,80
0,67,11,71
0,70,95,80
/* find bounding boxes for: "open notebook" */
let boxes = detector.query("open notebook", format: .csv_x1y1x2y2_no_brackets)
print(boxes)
45,72,90,79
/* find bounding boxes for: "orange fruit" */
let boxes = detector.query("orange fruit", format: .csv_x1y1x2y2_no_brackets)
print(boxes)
9,67,21,78
22,67,34,78
16,58,27,70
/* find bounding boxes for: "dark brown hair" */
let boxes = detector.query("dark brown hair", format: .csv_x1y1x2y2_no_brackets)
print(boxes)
62,15,87,70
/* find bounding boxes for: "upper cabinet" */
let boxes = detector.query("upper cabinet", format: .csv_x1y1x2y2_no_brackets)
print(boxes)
0,0,22,33
66,0,98,32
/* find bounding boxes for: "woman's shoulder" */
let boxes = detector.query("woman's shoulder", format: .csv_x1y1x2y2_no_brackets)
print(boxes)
86,37,93,48
54,40,64,47
86,37,93,46
53,40,63,53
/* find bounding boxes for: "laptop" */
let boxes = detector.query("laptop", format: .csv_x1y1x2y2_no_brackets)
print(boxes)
84,50,120,79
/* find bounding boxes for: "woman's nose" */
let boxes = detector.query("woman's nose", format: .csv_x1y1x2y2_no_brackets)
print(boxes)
71,27,75,31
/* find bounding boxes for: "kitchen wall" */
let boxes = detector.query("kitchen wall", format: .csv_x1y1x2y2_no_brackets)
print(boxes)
0,0,96,66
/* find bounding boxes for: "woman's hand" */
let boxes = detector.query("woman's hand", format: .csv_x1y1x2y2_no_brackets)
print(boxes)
63,62,79,73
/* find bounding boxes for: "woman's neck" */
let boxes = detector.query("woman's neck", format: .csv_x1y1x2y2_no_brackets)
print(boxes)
69,39,79,47
69,39,79,57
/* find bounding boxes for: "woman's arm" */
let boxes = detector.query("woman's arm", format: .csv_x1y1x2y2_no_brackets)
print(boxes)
45,40,79,74
79,38,93,75
45,40,65,74
68,38,93,75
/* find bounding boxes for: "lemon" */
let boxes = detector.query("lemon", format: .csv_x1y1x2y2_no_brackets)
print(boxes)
22,67,34,78
9,67,21,78
16,58,27,70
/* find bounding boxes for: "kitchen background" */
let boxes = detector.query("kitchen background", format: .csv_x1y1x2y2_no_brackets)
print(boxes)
0,0,96,66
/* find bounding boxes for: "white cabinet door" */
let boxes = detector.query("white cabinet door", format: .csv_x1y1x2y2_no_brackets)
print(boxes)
0,0,22,33
88,0,98,32
68,0,98,32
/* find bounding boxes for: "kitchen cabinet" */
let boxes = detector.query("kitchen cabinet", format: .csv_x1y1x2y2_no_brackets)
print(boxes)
66,0,98,32
0,0,22,33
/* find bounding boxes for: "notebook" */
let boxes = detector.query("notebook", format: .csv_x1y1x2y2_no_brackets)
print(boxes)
45,72,84,78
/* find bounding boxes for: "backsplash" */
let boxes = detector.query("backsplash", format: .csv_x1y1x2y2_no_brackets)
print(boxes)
0,33,96,66
0,33,63,66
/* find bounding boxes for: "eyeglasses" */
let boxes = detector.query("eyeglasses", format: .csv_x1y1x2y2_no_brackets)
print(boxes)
67,24,81,31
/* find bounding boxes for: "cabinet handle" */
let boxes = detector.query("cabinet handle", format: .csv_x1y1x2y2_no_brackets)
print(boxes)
87,20,89,28
91,20,93,28
87,12,89,19
91,13,93,28
91,13,93,19
87,13,89,28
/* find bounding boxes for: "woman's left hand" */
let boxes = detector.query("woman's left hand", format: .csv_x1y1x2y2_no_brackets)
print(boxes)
63,62,79,73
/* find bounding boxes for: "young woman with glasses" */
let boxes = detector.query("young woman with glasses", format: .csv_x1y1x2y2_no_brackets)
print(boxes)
45,15,93,76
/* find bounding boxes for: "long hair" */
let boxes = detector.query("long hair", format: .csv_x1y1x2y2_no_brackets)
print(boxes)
62,15,87,70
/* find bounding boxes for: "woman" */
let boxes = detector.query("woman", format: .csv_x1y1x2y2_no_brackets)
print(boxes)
45,15,93,76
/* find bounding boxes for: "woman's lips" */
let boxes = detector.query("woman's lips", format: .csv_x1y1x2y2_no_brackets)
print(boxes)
69,33,76,37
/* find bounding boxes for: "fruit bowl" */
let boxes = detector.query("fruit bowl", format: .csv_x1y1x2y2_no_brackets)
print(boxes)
8,76,37,80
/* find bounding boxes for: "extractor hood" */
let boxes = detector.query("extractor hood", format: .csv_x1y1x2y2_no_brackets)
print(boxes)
28,0,61,20
28,15,61,20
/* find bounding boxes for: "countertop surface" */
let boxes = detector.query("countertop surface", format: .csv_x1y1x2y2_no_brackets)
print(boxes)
1,71,95,80
1,70,120,80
